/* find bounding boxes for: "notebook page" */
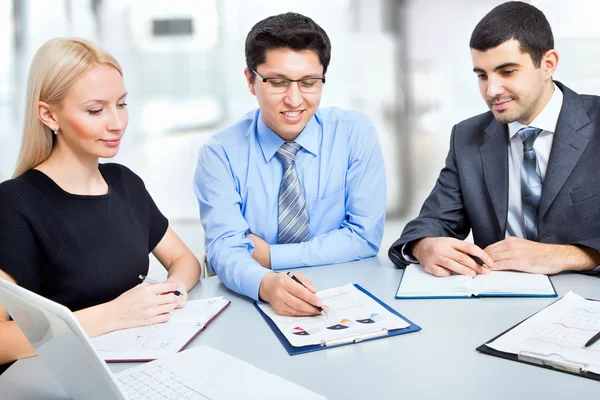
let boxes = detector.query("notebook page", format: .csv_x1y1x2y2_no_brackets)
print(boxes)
91,297,229,361
486,291,600,374
472,271,554,295
396,264,474,297
258,283,410,347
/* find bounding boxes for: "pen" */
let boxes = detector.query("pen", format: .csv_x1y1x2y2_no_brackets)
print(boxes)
286,272,327,317
584,330,600,348
138,275,182,296
469,255,490,270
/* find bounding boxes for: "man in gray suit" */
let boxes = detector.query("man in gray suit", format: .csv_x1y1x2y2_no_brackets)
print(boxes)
389,1,600,277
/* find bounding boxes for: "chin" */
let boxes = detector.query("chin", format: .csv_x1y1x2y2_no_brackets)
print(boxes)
98,150,120,159
492,110,518,125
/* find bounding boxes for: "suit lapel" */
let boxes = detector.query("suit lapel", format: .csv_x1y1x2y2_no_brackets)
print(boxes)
539,84,590,219
481,119,509,235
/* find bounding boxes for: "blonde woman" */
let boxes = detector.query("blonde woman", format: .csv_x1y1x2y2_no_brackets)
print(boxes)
0,38,201,371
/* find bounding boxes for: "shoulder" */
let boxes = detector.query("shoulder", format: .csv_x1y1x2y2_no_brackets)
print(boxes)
211,110,257,149
317,107,374,131
0,177,39,209
100,163,149,205
453,111,496,134
198,110,257,163
100,163,144,186
0,173,65,234
0,170,63,209
318,107,378,147
577,93,600,116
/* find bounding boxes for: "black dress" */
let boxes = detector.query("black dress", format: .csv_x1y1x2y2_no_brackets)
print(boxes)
0,163,168,373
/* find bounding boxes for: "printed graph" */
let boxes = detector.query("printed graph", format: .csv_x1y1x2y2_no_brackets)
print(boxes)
526,308,600,351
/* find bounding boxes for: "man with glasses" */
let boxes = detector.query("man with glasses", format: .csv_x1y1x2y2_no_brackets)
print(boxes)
194,12,385,315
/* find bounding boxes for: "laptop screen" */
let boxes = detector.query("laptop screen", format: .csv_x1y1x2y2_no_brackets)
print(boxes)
0,278,125,400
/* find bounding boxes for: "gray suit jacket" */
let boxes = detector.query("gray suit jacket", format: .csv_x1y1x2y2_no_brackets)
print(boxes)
389,82,600,268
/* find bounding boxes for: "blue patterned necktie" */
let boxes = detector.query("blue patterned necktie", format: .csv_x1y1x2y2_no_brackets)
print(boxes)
276,142,310,244
518,126,543,241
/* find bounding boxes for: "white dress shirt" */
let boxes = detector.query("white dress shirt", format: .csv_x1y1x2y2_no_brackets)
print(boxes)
506,83,563,238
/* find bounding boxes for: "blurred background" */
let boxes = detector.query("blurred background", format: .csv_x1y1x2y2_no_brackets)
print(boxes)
1,0,599,270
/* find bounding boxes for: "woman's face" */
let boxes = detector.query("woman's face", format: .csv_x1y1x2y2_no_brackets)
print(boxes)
52,64,128,159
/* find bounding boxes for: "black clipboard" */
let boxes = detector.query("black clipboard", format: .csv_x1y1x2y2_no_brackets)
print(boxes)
476,295,600,381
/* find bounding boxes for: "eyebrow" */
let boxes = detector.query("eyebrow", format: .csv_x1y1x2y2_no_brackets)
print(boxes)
84,92,128,105
473,63,520,73
264,72,324,79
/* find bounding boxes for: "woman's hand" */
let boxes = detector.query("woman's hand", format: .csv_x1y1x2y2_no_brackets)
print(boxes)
107,281,180,331
169,281,188,309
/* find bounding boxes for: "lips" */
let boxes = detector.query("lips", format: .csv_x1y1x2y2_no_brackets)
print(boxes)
101,138,121,147
492,99,513,111
489,96,515,111
280,110,304,123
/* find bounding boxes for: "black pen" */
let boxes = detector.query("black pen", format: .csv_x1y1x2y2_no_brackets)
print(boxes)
138,275,182,296
469,255,490,271
584,331,600,348
286,272,327,317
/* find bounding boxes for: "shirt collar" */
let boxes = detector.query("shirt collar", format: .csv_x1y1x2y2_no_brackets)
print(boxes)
256,111,321,162
508,82,564,139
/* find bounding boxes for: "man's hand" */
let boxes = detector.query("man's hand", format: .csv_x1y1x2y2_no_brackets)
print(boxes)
484,237,598,274
412,237,493,277
258,272,327,316
248,233,271,269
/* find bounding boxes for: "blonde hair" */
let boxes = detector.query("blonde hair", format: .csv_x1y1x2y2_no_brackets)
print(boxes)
13,38,122,178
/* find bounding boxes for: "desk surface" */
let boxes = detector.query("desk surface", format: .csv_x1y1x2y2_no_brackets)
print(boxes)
1,256,598,399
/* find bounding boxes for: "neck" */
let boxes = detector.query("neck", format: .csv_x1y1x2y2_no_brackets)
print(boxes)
37,141,106,195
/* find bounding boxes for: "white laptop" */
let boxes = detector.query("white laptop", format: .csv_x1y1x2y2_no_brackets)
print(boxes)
0,278,326,400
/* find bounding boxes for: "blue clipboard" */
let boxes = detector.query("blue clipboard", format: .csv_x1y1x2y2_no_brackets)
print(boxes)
254,283,421,355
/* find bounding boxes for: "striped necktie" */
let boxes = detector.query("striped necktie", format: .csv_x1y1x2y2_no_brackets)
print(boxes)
518,126,543,241
276,142,310,244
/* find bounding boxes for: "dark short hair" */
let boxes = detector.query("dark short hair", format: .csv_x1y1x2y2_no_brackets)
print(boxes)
245,12,331,81
469,1,554,67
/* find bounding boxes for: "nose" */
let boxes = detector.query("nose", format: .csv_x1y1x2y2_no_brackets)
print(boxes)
486,75,505,99
108,106,128,132
283,82,303,108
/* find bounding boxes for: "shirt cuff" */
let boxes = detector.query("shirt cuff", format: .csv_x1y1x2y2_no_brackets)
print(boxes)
401,242,419,264
270,243,303,270
240,265,272,301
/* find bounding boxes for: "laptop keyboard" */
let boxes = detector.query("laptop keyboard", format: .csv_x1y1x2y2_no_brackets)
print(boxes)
117,363,211,400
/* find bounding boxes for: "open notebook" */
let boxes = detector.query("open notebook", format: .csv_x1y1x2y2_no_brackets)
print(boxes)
396,264,557,299
91,296,230,362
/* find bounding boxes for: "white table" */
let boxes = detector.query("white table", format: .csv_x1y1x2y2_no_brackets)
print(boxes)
1,256,599,399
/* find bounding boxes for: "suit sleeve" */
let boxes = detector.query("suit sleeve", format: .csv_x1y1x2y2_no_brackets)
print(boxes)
389,125,471,267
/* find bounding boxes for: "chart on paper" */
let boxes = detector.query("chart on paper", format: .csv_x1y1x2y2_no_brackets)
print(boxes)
526,308,600,350
487,292,600,375
257,283,410,347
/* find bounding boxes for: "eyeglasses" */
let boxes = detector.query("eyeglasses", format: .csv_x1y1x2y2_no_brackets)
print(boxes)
252,69,325,94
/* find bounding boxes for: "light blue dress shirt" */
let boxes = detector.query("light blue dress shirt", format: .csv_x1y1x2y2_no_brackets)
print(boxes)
194,107,386,300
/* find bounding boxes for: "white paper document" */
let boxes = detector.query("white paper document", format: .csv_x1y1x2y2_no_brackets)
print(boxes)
91,297,229,361
257,283,410,347
486,291,600,374
396,264,556,298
